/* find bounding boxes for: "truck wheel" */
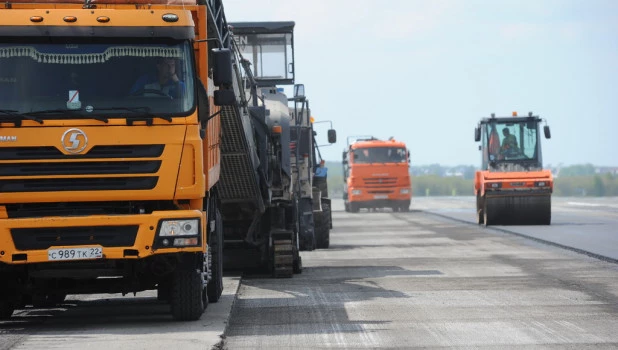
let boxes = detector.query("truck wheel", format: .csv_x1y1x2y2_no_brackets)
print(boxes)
316,226,330,249
170,267,207,321
349,203,360,213
0,301,15,320
207,210,224,303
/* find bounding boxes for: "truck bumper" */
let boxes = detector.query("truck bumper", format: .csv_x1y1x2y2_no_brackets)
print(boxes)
0,210,206,265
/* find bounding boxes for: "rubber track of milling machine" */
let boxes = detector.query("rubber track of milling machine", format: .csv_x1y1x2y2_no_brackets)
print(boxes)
271,229,294,278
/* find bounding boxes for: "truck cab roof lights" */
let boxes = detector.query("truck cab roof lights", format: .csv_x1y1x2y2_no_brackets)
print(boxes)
30,16,44,22
63,16,77,23
96,16,110,23
162,13,179,23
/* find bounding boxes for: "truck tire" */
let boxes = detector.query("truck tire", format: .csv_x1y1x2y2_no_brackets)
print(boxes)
349,203,360,213
170,267,207,321
207,210,224,303
316,226,330,249
0,301,15,320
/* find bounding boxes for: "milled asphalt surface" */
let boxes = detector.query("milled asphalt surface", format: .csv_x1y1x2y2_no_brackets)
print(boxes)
223,198,618,349
2,197,617,349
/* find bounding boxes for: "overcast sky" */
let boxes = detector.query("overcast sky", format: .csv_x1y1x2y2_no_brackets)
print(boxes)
224,0,618,167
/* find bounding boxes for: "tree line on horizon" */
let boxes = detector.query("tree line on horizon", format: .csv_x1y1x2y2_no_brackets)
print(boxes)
323,161,618,197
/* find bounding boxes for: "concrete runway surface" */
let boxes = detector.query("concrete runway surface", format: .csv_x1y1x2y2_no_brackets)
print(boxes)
2,197,617,349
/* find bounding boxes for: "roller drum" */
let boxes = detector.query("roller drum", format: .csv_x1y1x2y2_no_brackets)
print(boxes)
484,194,551,225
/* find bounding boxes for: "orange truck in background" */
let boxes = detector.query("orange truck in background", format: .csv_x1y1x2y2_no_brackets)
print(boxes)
342,136,412,212
0,0,237,320
474,112,553,225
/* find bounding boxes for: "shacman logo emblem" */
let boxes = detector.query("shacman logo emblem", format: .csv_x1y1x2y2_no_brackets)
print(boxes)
61,128,88,154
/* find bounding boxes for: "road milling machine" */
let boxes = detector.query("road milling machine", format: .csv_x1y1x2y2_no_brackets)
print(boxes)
0,0,238,320
474,112,553,225
218,21,305,277
287,85,336,250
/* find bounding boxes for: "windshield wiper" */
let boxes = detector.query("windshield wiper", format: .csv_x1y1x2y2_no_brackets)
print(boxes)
95,107,173,124
25,108,109,123
0,109,44,125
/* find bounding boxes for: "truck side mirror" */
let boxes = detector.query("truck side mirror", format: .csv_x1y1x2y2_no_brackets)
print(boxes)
212,48,233,87
544,125,551,139
474,126,481,142
327,129,337,144
214,89,235,106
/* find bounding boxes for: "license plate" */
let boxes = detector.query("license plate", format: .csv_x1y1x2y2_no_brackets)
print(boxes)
48,247,103,261
373,195,388,199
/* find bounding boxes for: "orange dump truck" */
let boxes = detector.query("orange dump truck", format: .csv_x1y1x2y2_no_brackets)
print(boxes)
342,137,411,212
474,112,553,225
0,0,237,320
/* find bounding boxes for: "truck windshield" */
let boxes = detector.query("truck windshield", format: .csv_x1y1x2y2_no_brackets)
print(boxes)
0,40,195,119
485,120,539,162
353,147,407,164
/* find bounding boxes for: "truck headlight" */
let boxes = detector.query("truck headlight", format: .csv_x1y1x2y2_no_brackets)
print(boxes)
351,189,362,195
159,219,199,236
400,188,410,194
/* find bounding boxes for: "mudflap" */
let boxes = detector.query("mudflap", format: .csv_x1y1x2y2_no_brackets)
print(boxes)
484,194,551,225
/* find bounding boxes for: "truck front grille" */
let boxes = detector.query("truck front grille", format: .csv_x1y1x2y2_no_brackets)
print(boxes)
363,177,397,186
0,145,164,160
0,177,158,192
0,145,164,193
0,161,161,176
11,225,139,250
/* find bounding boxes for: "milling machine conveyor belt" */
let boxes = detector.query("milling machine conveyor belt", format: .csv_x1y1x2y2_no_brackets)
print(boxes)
218,105,264,210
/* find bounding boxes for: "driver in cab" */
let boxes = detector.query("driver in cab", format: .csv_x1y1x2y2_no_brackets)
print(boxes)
130,57,185,98
500,128,519,156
